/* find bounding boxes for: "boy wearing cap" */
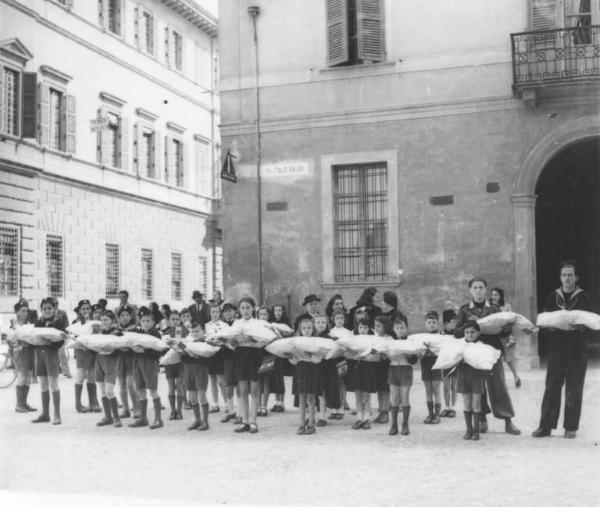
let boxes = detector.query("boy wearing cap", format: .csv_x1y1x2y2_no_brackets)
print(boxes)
294,295,321,332
422,311,442,424
129,307,165,429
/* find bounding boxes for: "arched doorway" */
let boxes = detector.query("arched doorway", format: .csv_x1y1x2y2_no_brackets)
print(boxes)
535,138,600,360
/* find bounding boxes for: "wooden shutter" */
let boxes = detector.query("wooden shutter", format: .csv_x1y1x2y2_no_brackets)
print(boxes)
326,0,349,66
98,0,105,29
65,95,76,153
133,121,140,175
165,27,171,67
37,82,50,146
150,131,156,178
154,130,161,180
0,68,4,133
180,141,188,188
98,107,111,165
21,72,37,139
530,0,559,30
134,5,140,48
356,0,385,62
120,116,129,170
117,0,125,37
165,134,172,183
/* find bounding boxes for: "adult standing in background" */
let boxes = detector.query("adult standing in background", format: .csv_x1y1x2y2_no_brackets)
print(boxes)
115,290,138,324
532,260,592,439
189,290,211,328
325,295,347,323
490,287,521,388
380,291,406,324
348,287,382,328
455,277,520,436
294,295,321,331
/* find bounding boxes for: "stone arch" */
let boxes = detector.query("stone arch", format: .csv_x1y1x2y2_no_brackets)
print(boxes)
510,116,600,367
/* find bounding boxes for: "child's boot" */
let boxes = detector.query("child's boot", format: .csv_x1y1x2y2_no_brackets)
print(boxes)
97,396,113,426
75,383,88,413
198,403,210,431
388,406,399,436
149,397,164,429
431,403,441,424
168,394,177,420
401,405,411,435
176,395,184,420
188,403,202,430
88,383,101,412
110,397,122,427
119,388,131,418
129,399,148,427
51,390,61,425
423,401,434,424
23,385,36,411
32,391,51,423
463,410,473,440
472,412,481,441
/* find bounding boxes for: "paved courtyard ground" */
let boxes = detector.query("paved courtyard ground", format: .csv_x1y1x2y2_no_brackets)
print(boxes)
1,360,599,507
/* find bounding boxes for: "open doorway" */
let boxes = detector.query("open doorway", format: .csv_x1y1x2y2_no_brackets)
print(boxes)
535,137,600,359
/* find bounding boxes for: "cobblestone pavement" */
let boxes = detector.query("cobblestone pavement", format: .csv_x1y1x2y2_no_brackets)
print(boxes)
1,361,599,507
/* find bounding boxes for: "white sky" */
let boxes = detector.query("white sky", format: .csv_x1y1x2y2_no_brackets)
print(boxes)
190,0,218,18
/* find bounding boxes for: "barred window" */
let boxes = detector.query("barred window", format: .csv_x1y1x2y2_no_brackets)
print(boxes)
46,235,64,297
106,243,120,298
142,10,154,54
171,252,182,300
0,226,19,296
214,230,223,294
333,162,388,282
49,88,63,151
108,0,121,35
199,255,208,297
106,113,119,168
2,67,19,136
141,248,153,299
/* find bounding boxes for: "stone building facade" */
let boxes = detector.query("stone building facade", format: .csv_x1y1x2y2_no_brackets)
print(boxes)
0,0,221,321
218,0,600,365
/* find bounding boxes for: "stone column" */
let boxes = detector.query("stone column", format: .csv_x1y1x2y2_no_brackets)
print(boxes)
511,193,540,369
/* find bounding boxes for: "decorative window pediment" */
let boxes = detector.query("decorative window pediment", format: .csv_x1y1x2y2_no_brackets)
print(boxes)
0,38,33,66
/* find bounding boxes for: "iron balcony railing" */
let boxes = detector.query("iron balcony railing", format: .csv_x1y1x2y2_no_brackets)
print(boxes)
510,24,600,90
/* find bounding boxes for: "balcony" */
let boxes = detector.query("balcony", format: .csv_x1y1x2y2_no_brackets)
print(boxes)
510,25,600,105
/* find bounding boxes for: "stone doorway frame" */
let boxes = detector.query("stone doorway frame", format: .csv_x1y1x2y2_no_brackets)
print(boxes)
511,117,600,366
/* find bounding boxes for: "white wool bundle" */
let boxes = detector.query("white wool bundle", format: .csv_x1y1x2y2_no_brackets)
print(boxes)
381,339,428,360
432,339,466,370
477,312,535,335
337,335,389,362
292,337,342,360
67,321,102,336
266,322,294,337
123,332,169,351
67,333,126,354
159,348,182,366
182,340,221,358
329,327,354,341
14,325,68,346
536,310,600,331
266,339,297,358
463,342,501,370
409,333,450,354
240,320,278,343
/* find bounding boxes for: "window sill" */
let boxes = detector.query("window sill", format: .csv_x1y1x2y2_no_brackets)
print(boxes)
319,60,396,76
322,279,402,290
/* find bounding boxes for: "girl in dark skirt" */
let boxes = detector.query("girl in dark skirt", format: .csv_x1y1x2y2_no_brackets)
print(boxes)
458,321,486,441
373,316,393,425
256,306,278,417
73,300,101,414
314,315,341,425
232,297,263,434
292,318,322,434
206,304,228,414
330,309,352,413
269,304,291,412
352,318,377,429
162,311,188,420
219,303,238,422
388,316,418,436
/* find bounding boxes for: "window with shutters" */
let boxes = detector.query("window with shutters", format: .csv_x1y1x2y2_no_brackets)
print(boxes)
99,0,123,37
46,234,64,298
171,252,182,300
141,248,153,299
139,129,155,178
333,162,388,282
1,67,19,136
326,0,385,67
105,243,120,298
143,10,154,54
38,66,75,151
195,136,210,196
173,30,183,71
106,112,120,167
214,229,223,294
199,255,208,297
0,225,19,297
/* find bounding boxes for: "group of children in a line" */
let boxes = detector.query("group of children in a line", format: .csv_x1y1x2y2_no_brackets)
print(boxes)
10,293,496,442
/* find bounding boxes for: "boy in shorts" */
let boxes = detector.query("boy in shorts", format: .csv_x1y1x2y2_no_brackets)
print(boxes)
421,311,442,424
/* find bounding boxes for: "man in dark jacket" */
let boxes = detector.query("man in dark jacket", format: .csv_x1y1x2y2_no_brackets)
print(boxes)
532,260,592,439
455,277,520,435
189,290,211,328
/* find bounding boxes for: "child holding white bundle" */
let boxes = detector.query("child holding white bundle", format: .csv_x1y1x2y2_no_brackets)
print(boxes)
352,318,376,429
11,301,36,413
256,306,276,417
292,318,322,435
388,316,417,435
421,311,442,425
73,300,101,414
31,298,66,425
331,310,350,415
162,311,188,420
219,303,238,423
95,310,123,428
116,306,139,419
206,304,228,415
269,304,291,413
129,307,164,430
458,321,485,441
315,315,340,425
440,310,458,418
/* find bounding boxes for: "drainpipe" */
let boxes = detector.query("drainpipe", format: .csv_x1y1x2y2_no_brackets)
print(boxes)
248,5,263,304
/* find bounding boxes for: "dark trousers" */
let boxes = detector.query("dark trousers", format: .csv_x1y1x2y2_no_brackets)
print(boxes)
539,349,587,431
480,358,515,419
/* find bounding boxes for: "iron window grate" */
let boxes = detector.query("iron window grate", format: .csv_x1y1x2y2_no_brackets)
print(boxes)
199,255,208,297
171,252,182,300
333,162,388,282
105,243,120,298
46,234,64,297
141,248,153,299
0,225,19,296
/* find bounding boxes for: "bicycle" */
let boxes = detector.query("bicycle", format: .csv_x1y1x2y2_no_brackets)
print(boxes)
0,337,17,388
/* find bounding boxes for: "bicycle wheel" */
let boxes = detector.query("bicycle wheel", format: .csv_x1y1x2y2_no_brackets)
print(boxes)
0,352,16,388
